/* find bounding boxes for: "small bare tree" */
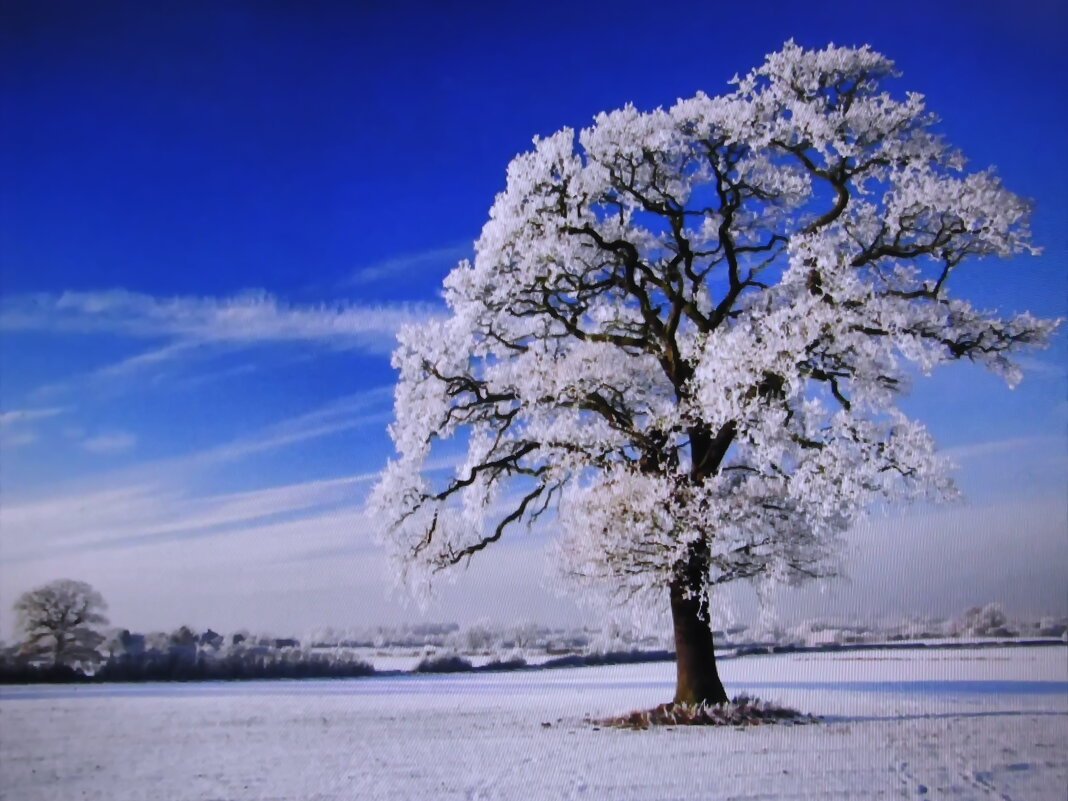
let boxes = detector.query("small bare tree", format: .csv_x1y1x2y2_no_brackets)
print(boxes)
14,579,110,669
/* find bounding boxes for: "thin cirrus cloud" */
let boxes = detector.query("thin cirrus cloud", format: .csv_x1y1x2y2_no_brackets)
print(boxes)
0,288,443,377
941,435,1052,463
0,407,66,449
81,431,137,455
0,386,396,564
0,407,66,428
0,472,376,564
62,385,395,485
185,387,394,467
346,243,470,286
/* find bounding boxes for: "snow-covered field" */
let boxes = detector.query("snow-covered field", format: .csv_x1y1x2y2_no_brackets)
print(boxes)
1,646,1065,800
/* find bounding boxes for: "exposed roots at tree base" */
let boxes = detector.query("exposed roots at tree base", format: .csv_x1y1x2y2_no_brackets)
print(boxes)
594,696,819,729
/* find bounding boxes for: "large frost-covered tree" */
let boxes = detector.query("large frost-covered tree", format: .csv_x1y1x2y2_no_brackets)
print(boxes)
371,42,1058,705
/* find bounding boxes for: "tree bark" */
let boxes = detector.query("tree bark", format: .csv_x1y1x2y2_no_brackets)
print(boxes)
670,576,729,705
665,420,734,706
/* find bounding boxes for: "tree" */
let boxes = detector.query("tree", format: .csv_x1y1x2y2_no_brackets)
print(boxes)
370,42,1059,705
13,579,110,669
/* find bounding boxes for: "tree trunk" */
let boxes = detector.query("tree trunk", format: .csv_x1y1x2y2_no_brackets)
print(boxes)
670,577,729,705
667,420,735,706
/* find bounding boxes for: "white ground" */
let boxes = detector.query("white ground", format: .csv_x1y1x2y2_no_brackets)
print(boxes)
1,646,1065,800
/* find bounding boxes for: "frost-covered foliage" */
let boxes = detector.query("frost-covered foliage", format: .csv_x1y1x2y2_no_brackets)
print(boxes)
740,606,1068,647
414,653,475,673
306,622,462,650
600,696,816,728
946,603,1015,639
308,621,592,655
370,42,1058,615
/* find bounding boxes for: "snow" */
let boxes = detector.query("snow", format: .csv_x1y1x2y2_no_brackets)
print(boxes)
1,647,1065,800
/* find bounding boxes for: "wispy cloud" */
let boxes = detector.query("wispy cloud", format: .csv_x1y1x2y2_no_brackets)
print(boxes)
81,431,137,454
172,362,259,391
0,472,376,563
1015,354,1067,378
188,387,393,467
2,431,38,448
0,386,398,570
0,406,66,449
0,407,65,428
347,244,469,286
942,435,1056,463
93,341,203,379
21,386,392,497
1,289,443,374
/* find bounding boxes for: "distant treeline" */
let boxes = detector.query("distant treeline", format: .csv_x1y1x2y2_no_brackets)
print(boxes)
96,650,375,682
412,649,678,674
0,654,375,685
0,655,375,685
306,603,1068,654
5,602,1065,686
0,627,374,685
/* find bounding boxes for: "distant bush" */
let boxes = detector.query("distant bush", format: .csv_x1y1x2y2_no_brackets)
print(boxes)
414,654,474,673
94,650,374,682
475,657,527,672
734,645,773,657
0,662,89,684
952,603,1018,638
541,649,674,669
0,645,374,684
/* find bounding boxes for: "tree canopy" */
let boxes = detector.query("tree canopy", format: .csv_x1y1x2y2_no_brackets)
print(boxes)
370,42,1057,701
14,579,110,668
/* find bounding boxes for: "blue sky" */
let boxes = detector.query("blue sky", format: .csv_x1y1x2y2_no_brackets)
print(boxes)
1,0,1065,637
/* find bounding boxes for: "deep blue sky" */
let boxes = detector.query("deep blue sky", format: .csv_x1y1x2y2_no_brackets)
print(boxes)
4,0,1066,298
1,0,1065,634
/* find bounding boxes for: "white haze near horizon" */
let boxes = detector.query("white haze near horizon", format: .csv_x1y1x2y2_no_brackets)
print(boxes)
0,433,1064,641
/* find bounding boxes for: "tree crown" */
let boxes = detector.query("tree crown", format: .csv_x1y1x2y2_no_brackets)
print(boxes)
370,42,1059,610
14,579,109,666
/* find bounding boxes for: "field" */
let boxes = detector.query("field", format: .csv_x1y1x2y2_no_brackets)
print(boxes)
1,646,1065,800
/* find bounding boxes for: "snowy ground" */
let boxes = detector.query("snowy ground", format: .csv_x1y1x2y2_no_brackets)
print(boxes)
1,646,1065,800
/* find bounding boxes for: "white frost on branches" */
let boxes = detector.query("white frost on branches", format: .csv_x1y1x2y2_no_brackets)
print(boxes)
369,42,1059,611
